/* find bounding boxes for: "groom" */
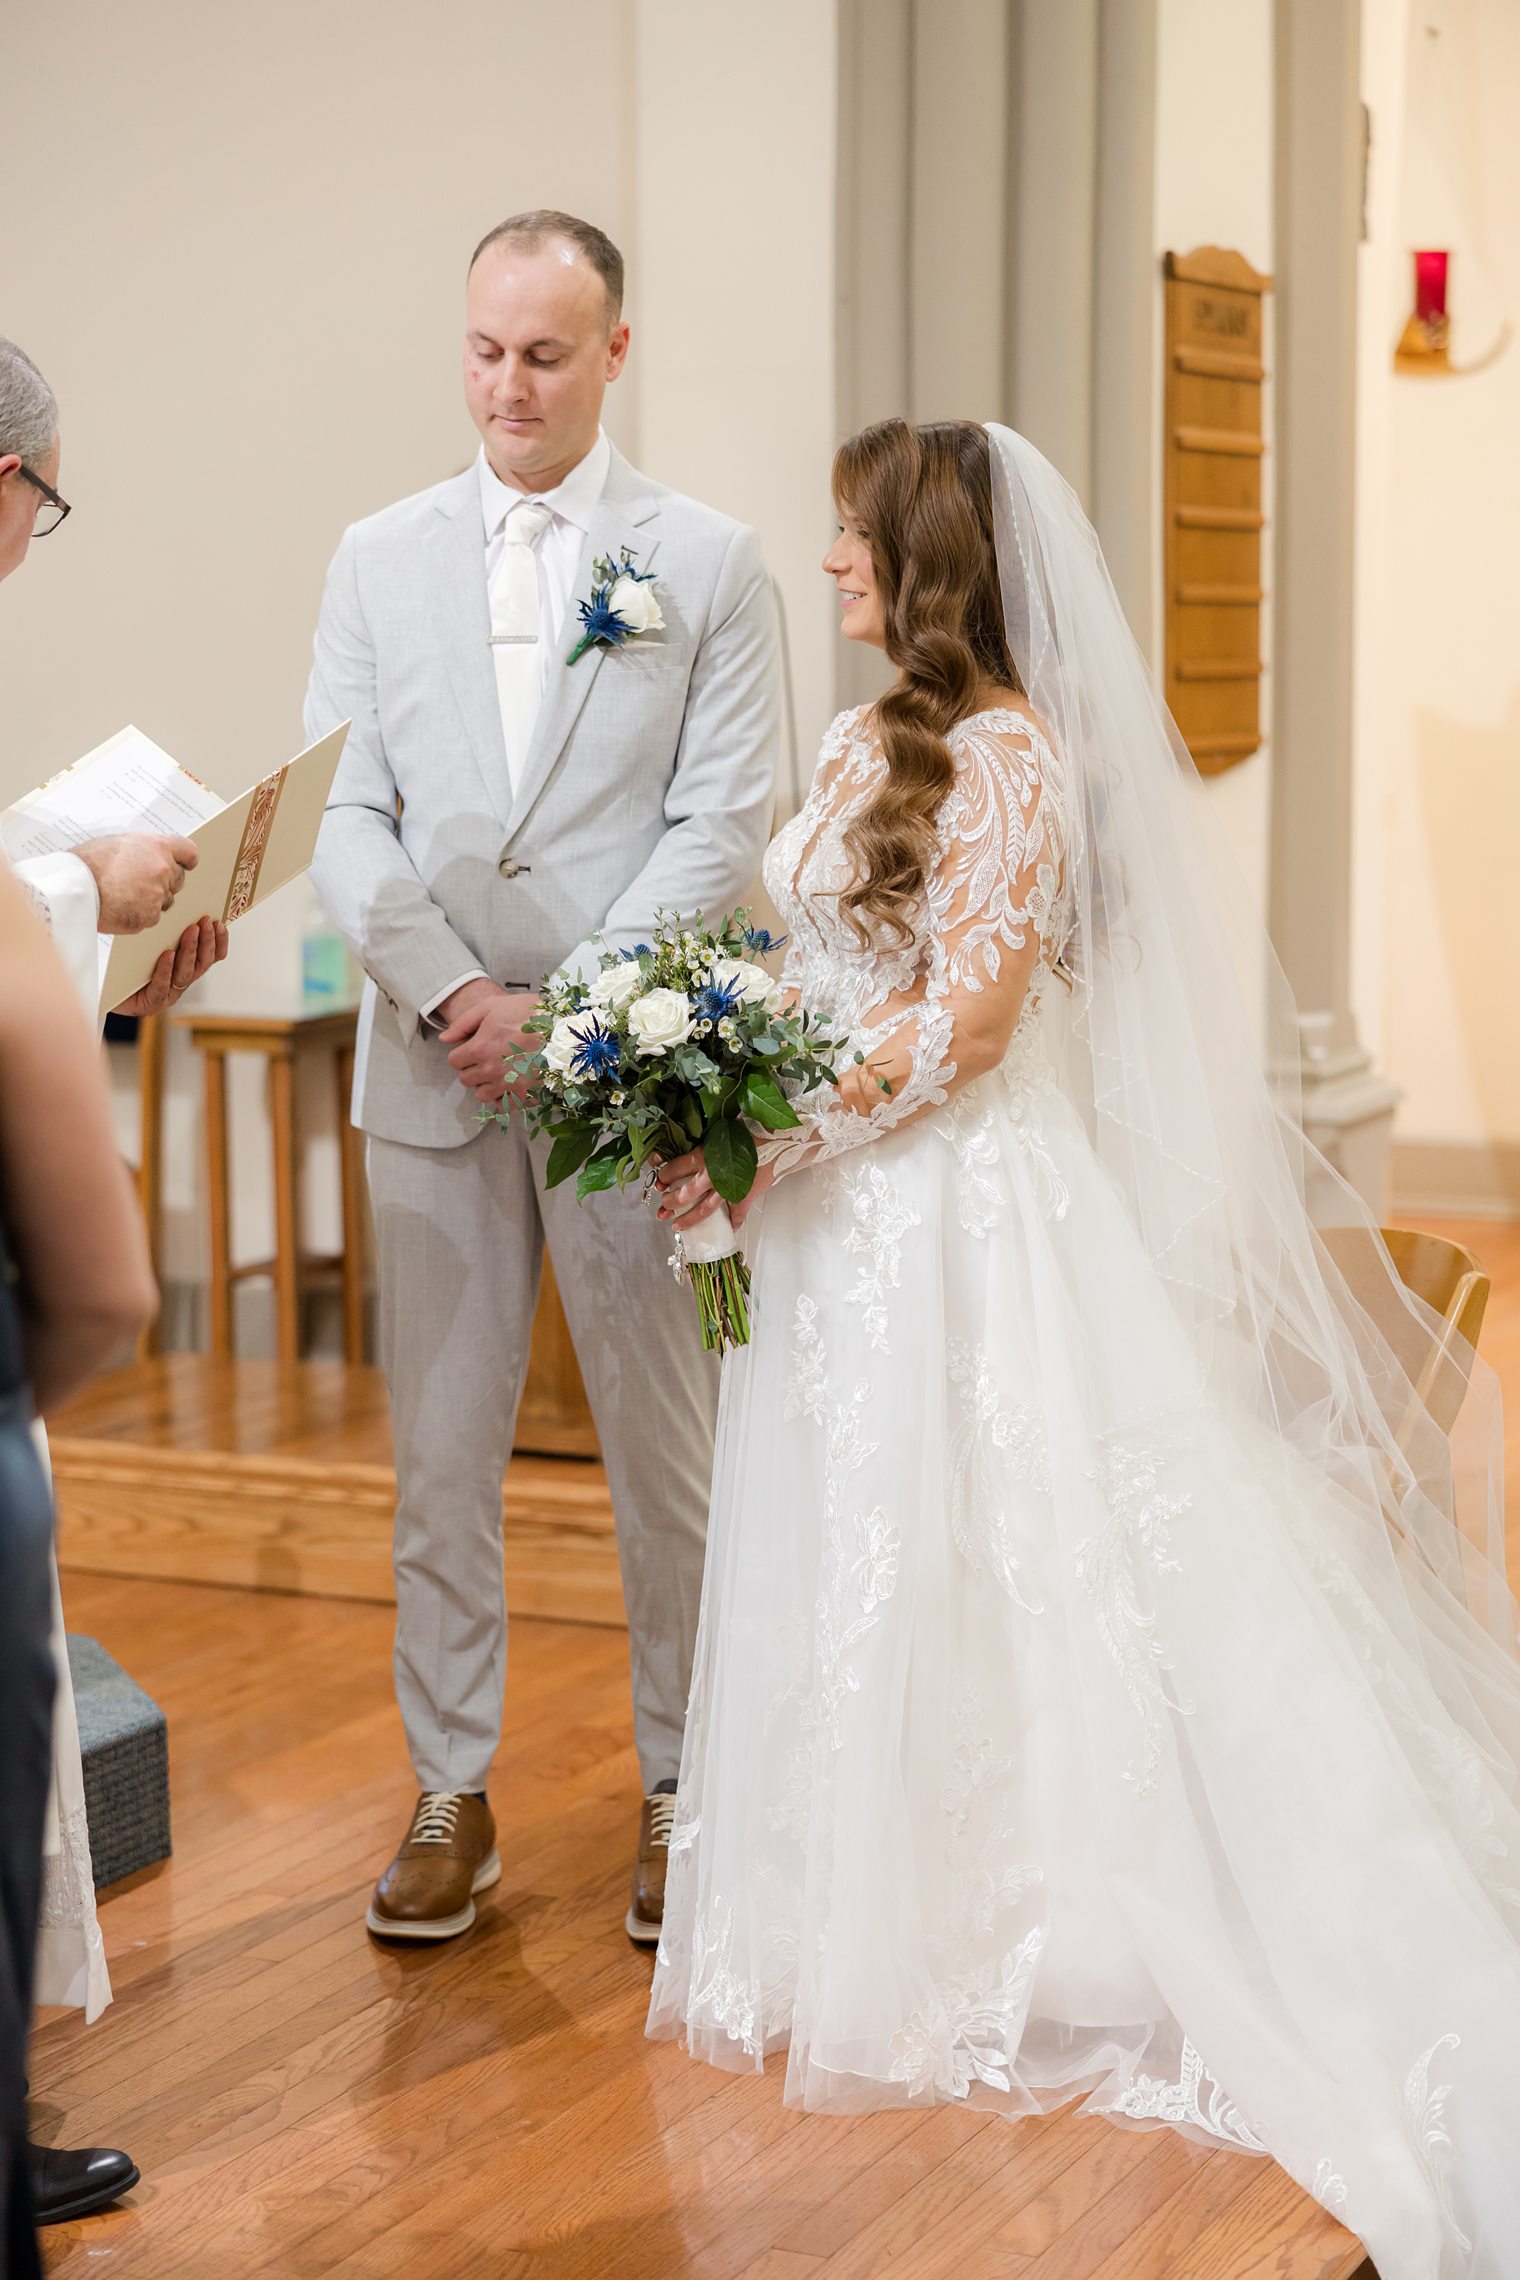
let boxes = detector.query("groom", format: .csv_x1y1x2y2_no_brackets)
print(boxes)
308,212,779,1945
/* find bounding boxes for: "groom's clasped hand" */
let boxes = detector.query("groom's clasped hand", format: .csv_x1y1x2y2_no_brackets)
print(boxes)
436,975,541,1107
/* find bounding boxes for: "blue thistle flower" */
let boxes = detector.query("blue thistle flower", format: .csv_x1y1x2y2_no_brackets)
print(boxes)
693,977,744,1026
570,1021,622,1081
618,943,653,961
577,596,635,648
743,925,787,956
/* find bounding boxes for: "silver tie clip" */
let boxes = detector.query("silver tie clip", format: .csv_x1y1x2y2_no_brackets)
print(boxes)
488,633,539,646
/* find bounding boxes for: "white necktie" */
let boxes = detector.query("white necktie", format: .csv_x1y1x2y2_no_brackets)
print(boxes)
488,499,554,796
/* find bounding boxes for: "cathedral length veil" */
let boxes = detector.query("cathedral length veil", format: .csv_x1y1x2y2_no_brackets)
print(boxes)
985,423,1520,2273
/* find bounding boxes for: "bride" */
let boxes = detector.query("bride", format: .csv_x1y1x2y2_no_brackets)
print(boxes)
645,418,1520,2280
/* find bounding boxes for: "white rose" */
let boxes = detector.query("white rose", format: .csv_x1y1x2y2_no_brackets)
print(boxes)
543,1013,600,1077
627,988,695,1056
709,955,781,1010
588,960,645,1014
608,573,665,637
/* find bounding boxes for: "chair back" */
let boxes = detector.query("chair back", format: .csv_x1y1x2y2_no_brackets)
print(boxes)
1320,1224,1490,1438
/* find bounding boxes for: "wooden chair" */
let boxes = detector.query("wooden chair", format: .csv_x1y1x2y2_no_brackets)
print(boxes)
1376,1229,1490,1435
1320,1222,1490,1441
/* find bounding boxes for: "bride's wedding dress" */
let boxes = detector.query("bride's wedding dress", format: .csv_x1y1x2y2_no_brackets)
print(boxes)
649,431,1520,2280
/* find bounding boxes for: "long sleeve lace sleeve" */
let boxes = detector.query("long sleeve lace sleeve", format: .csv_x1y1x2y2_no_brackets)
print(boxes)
761,720,1066,1182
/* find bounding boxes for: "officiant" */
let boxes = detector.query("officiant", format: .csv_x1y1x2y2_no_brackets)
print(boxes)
0,333,227,2243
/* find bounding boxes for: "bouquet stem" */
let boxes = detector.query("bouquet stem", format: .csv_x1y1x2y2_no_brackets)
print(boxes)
686,1251,753,1353
671,1203,752,1351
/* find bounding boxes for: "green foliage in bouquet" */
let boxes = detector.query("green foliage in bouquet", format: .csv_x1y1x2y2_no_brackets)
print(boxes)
492,912,848,1349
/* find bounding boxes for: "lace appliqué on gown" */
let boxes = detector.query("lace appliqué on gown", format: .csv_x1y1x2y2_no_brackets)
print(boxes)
1108,2039,1268,2152
841,1162,920,1353
888,1928,1050,2102
1406,2035,1473,2257
947,1340,1048,1615
1076,1428,1197,1796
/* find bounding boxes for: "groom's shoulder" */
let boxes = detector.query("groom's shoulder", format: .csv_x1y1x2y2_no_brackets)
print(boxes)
341,468,475,554
637,472,751,551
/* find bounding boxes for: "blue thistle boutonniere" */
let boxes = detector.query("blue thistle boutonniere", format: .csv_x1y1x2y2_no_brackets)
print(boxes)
567,546,665,666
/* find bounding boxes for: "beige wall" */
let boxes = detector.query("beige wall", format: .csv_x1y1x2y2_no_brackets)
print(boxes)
1,1,836,1328
1358,0,1520,1195
633,2,837,811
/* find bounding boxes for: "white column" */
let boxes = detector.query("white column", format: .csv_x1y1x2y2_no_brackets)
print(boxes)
1272,0,1401,1214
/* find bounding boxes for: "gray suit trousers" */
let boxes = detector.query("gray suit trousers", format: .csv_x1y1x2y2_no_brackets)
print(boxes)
366,1120,718,1794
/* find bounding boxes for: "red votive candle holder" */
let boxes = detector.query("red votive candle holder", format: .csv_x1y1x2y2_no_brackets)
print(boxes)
1414,249,1449,325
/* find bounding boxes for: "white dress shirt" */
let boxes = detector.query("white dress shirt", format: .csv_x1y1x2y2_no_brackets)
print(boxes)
422,431,613,1025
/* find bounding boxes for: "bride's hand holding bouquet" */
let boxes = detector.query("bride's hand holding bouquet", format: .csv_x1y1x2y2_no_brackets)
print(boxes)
494,911,846,1350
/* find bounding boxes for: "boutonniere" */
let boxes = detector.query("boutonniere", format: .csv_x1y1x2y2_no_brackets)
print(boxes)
567,547,665,666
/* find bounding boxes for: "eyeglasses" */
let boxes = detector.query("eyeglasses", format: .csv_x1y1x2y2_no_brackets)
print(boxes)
17,464,70,537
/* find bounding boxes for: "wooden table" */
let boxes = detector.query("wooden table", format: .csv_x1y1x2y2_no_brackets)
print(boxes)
176,1003,366,1365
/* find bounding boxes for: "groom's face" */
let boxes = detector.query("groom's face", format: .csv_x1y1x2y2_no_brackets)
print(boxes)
464,243,629,493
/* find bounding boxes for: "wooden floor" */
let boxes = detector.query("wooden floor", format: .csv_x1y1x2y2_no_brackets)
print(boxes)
35,1211,1517,2279
32,1577,1368,2280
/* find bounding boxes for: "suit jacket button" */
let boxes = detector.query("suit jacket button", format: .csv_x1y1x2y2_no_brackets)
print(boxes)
498,856,520,879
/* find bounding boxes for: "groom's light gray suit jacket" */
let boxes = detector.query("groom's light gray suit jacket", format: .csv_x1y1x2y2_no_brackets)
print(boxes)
307,447,780,1147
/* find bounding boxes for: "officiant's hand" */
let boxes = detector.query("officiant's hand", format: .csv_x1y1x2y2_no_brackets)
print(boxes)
111,916,229,1018
77,831,200,934
438,979,539,1107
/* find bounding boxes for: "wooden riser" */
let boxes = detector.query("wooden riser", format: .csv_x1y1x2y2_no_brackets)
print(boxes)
48,1356,626,1629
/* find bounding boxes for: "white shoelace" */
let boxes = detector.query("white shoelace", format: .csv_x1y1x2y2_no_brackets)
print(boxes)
411,1791,466,1846
646,1793,676,1849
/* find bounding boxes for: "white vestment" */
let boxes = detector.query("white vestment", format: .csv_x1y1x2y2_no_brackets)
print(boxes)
14,849,112,2022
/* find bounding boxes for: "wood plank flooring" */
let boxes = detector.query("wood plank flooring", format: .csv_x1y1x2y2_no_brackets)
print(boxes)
31,1573,1366,2280
36,1207,1517,2278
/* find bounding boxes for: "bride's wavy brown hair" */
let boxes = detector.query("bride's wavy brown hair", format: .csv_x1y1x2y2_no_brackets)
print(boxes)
833,417,1025,946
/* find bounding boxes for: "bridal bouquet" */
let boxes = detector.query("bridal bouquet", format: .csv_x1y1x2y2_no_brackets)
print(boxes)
496,912,844,1351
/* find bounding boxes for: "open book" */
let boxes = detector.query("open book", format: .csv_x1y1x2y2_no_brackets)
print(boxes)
1,721,349,1004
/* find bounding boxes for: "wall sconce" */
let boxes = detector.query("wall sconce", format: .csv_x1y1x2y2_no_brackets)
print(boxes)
1394,249,1511,377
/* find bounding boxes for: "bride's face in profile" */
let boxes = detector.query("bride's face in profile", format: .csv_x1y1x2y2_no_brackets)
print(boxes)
823,513,885,650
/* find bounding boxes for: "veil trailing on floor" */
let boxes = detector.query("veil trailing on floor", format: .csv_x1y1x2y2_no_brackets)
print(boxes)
986,423,1520,2277
988,421,1509,1651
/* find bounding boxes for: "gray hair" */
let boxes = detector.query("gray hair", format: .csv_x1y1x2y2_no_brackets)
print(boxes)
0,337,59,464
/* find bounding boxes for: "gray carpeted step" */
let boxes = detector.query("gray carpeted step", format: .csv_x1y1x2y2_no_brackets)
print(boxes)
65,1634,172,1889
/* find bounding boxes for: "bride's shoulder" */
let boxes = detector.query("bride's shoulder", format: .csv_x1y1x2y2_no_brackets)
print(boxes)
820,703,871,753
948,701,1062,780
810,704,878,783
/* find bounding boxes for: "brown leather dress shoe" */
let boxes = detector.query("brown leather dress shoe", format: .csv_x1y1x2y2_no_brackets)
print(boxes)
627,1788,676,1945
366,1792,500,1941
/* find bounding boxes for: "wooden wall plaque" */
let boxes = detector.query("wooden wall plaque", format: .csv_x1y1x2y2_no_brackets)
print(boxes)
1163,246,1273,774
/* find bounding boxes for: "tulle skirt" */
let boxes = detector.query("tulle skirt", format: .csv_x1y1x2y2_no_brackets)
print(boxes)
648,1051,1520,2280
